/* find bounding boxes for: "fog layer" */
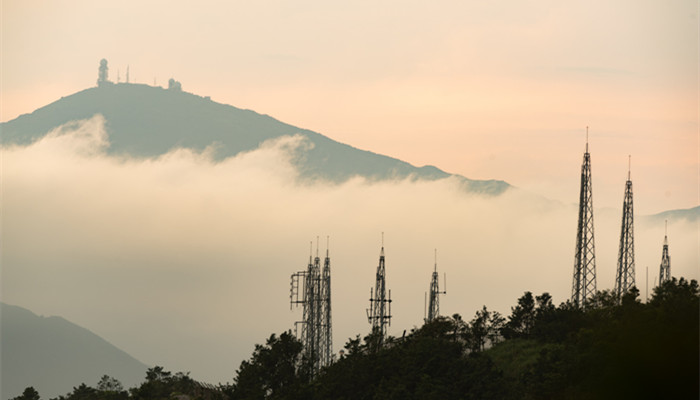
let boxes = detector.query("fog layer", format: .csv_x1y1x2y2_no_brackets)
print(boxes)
2,116,697,383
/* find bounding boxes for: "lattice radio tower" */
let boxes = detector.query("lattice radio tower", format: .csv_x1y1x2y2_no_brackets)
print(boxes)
320,238,333,368
290,238,333,376
367,234,392,345
425,249,446,323
572,128,597,307
614,157,636,299
659,220,671,284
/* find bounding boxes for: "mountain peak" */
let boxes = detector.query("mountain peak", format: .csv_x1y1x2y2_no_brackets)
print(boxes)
1,83,509,194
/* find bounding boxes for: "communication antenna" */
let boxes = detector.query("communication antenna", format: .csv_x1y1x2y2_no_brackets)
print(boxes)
290,237,334,376
426,249,446,323
367,234,392,347
614,156,635,300
659,220,671,284
571,128,597,308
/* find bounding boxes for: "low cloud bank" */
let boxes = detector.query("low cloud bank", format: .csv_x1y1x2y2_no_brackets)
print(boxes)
2,116,697,383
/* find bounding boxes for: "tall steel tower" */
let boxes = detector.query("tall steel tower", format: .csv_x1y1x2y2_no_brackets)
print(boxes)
572,129,597,307
367,236,392,345
614,157,635,299
426,249,446,323
290,239,333,376
320,238,333,368
659,221,671,284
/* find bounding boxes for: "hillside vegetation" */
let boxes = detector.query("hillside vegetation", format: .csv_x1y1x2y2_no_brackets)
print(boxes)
11,278,698,400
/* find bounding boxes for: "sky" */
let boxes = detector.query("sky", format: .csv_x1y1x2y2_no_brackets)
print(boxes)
2,0,698,212
1,0,699,389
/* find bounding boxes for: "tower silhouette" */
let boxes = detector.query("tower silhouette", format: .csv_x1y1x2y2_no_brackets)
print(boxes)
572,129,597,307
614,157,635,299
320,238,333,367
367,235,391,346
426,249,446,323
659,221,671,284
97,59,109,86
290,239,333,376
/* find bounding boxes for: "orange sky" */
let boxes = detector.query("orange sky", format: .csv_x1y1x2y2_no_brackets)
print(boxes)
2,0,698,212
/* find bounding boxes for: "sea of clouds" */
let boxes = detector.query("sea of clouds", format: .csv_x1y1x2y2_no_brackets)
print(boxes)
2,115,697,383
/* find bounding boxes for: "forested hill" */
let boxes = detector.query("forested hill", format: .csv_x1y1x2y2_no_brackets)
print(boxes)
10,278,698,400
0,83,507,194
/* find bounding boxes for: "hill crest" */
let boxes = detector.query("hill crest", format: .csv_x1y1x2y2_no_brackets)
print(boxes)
0,83,509,195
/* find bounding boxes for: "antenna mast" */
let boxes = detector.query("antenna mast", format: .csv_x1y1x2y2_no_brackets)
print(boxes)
290,238,333,376
614,156,636,300
367,234,392,347
572,128,597,307
320,236,333,367
659,220,671,284
426,249,446,322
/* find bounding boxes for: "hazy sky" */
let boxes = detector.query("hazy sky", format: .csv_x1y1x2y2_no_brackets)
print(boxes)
1,0,699,388
3,119,698,384
2,0,698,212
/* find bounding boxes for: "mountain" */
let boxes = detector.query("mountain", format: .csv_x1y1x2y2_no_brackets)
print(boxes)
0,83,508,195
643,205,700,223
0,303,148,400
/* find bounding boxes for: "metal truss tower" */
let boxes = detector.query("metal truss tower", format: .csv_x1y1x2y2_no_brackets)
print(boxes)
659,220,671,285
614,158,636,299
320,239,333,368
290,239,333,376
425,249,446,323
572,130,597,307
367,236,392,345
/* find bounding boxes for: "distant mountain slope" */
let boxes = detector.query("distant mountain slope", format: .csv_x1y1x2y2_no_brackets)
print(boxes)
0,303,147,400
0,83,508,194
643,205,700,223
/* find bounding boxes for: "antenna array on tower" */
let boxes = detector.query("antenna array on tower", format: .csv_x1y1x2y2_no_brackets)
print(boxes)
290,238,333,376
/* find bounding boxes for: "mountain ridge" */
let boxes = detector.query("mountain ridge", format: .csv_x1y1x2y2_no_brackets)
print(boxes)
1,302,148,400
0,83,508,195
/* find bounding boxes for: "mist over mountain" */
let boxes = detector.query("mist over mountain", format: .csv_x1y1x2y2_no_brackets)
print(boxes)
0,83,507,194
644,205,700,223
2,81,697,386
0,303,147,400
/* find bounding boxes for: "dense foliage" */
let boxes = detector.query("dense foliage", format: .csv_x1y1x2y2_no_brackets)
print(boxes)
13,278,698,400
